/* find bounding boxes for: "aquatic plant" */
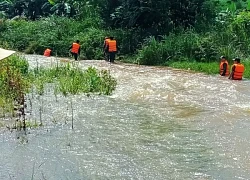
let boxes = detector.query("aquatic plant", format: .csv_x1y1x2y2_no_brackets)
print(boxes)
0,55,30,130
0,55,117,129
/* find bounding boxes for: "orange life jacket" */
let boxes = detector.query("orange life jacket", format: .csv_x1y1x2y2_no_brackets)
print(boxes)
220,60,230,76
108,40,117,52
43,48,51,57
104,38,110,48
71,43,80,54
233,63,244,80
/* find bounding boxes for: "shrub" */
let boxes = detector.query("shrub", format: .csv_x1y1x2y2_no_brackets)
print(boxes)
136,32,220,65
0,17,106,58
74,28,106,59
0,16,142,59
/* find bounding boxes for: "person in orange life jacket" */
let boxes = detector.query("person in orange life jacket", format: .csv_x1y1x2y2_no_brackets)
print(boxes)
219,56,230,76
106,36,118,63
69,40,80,61
103,36,110,61
228,58,245,80
44,48,52,57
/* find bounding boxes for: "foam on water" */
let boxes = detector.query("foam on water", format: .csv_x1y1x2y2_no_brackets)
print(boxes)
0,55,250,180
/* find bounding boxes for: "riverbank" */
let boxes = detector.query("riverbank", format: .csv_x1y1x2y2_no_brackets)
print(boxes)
2,12,250,68
121,57,250,79
168,61,250,79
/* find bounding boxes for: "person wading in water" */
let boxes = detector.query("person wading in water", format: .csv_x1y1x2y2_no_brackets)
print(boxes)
219,56,230,76
229,58,245,80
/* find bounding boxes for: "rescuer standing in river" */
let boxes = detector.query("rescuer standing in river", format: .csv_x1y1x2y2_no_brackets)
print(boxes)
219,56,230,76
229,58,245,80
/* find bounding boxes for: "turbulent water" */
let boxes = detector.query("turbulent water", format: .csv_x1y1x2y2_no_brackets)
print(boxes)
0,55,250,180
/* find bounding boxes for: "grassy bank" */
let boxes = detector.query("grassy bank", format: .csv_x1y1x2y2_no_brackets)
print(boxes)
167,60,250,79
168,61,219,75
1,11,250,79
1,11,250,64
134,11,250,67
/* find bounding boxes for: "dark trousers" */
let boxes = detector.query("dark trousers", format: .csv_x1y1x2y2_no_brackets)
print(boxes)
71,52,78,60
109,51,116,63
104,50,109,61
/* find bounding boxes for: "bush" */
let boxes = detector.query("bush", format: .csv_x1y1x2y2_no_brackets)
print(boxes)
3,11,250,65
111,28,145,55
0,17,108,58
74,28,106,59
242,60,250,79
136,13,250,66
136,32,220,65
0,16,144,59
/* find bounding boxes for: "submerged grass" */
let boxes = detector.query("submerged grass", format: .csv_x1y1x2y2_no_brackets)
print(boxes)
0,55,117,129
31,64,117,96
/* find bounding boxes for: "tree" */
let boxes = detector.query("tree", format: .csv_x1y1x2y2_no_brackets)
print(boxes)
0,0,79,19
106,0,216,33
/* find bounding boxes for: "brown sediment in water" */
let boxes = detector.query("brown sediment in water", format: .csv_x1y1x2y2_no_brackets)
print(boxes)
0,54,250,180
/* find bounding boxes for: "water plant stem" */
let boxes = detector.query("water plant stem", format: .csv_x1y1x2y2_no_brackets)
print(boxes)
71,97,74,129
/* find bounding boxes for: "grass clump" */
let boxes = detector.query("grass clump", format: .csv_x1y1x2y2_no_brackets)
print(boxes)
0,55,30,115
0,55,117,129
168,61,219,75
30,64,117,96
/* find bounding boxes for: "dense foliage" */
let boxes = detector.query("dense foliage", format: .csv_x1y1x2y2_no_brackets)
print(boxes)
1,0,250,65
0,0,216,31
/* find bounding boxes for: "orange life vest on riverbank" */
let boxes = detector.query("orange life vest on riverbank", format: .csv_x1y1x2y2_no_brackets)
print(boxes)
43,48,51,57
220,60,230,76
108,40,117,52
71,43,80,54
233,63,244,80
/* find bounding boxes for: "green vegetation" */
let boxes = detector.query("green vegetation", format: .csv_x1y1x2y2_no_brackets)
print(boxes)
0,55,30,116
31,62,116,96
0,55,117,129
136,10,250,65
0,0,217,59
168,61,219,75
1,0,250,76
0,17,142,59
168,61,250,79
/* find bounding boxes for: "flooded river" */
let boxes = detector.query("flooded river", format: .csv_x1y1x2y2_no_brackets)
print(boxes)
1,55,250,180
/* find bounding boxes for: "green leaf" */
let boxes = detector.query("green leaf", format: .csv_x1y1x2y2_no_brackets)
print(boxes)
247,0,250,11
48,0,55,5
229,2,237,12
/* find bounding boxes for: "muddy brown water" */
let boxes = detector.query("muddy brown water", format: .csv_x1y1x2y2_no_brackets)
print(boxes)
0,55,250,180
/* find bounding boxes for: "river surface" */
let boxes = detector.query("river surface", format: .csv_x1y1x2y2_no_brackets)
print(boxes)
1,55,250,180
